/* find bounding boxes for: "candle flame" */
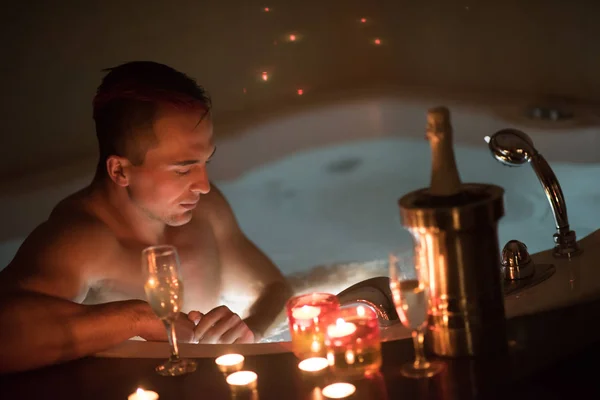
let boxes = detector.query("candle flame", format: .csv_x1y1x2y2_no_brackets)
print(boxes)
136,388,148,400
298,357,329,372
322,383,356,399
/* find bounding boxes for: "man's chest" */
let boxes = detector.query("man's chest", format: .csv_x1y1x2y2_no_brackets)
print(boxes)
85,223,223,312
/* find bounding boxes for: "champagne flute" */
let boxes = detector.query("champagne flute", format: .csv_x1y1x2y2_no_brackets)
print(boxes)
389,251,444,378
142,245,197,376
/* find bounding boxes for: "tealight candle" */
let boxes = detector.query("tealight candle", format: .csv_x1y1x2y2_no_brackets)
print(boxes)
286,293,340,360
298,357,329,373
324,305,382,377
327,318,357,338
128,388,159,400
292,305,321,320
321,382,356,399
215,353,245,374
226,371,258,392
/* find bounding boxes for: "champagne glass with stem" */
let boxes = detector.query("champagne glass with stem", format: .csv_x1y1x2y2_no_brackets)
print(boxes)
142,245,197,376
389,250,444,378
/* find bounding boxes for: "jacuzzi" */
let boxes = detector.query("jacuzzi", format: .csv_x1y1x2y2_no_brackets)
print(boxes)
2,89,600,359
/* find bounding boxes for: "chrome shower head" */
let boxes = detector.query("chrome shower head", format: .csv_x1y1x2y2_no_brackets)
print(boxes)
485,128,537,167
484,128,581,258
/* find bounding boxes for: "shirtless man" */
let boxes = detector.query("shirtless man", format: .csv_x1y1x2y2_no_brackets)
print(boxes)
0,61,293,373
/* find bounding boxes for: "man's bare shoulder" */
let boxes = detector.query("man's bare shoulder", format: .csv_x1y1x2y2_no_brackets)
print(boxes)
195,183,239,234
0,197,119,300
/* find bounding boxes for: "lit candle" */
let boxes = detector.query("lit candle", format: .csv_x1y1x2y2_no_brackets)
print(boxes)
298,357,329,373
128,388,159,400
226,371,258,392
292,305,321,320
215,353,245,374
327,318,357,339
321,383,356,399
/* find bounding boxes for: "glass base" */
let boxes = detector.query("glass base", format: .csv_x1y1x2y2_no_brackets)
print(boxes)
400,360,444,379
155,358,197,376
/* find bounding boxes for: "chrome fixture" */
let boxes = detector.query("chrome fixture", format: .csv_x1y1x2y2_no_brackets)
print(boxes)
336,276,399,327
486,129,582,258
501,240,556,296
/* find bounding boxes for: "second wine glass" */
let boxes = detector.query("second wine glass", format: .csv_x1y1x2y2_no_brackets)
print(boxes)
389,251,444,379
142,245,197,376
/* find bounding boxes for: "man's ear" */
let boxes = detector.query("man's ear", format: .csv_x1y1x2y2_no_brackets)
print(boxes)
106,156,132,187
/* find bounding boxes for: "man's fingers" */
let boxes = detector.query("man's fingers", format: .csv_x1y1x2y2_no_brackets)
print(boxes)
233,329,255,344
198,313,242,344
193,306,233,342
221,321,253,344
187,310,204,325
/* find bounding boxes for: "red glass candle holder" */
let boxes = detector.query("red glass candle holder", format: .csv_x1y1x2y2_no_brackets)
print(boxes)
286,292,340,360
324,304,382,377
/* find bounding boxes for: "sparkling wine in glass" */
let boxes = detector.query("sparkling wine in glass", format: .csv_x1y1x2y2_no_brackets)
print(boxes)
389,251,444,378
142,245,197,376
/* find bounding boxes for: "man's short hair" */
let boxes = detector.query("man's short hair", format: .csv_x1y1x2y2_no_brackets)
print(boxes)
92,61,211,177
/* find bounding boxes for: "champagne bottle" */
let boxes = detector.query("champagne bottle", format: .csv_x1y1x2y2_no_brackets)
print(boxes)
426,107,462,197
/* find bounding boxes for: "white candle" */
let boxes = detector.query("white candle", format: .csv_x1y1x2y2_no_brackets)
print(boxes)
226,371,258,391
292,305,321,320
215,353,245,374
321,382,356,399
298,357,329,373
128,388,159,400
327,318,357,339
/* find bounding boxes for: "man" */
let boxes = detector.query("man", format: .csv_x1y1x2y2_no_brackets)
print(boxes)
0,61,293,373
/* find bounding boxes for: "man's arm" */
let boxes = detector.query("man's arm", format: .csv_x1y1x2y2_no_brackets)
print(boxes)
0,219,192,373
205,185,294,341
0,292,156,373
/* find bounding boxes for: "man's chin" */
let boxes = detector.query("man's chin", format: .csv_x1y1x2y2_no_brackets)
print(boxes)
165,211,194,227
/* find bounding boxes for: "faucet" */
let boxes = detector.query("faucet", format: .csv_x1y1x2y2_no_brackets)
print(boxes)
486,128,582,258
336,276,399,327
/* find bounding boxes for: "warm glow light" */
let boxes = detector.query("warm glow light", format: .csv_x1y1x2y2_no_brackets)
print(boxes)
128,388,159,400
292,305,321,320
374,38,381,45
261,72,269,81
327,318,357,338
243,88,247,94
310,339,321,352
344,349,355,364
216,354,244,367
226,371,258,389
297,89,304,96
322,383,356,399
356,305,365,317
298,357,329,372
264,7,270,12
289,34,296,41
226,371,258,388
360,18,367,23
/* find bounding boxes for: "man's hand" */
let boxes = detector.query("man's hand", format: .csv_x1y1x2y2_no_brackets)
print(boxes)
192,306,255,344
139,312,199,343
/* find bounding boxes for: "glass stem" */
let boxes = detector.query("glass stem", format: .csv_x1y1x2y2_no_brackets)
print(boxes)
165,321,180,362
412,327,429,369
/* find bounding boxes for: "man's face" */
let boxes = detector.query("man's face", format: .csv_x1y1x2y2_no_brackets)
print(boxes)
125,104,215,226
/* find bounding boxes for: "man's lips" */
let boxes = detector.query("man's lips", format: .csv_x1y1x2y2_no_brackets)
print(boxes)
180,202,198,210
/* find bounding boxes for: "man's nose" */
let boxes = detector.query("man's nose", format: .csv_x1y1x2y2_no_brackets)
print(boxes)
190,166,210,194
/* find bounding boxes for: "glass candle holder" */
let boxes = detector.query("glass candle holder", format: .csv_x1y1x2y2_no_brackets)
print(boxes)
286,293,340,359
324,304,382,377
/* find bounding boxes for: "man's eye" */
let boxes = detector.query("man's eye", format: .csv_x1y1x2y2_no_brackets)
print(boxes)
175,170,191,176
